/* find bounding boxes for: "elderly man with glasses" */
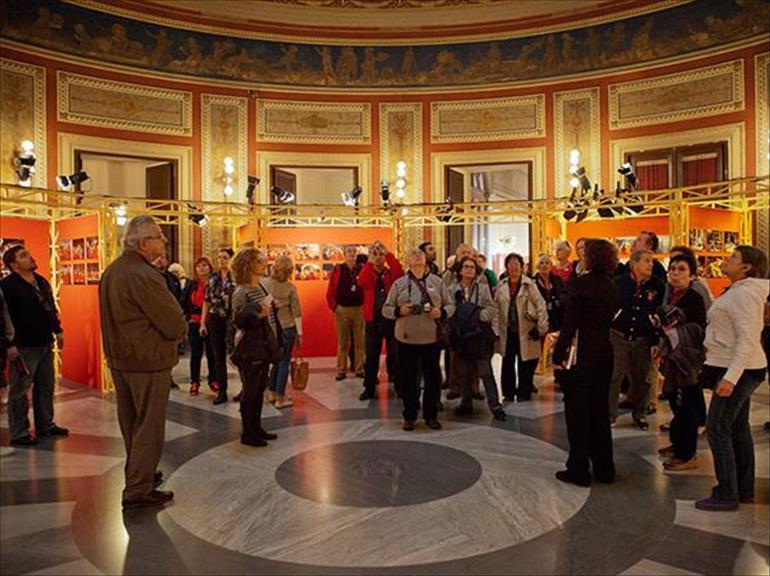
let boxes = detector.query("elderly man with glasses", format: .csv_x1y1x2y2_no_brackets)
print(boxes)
100,215,186,509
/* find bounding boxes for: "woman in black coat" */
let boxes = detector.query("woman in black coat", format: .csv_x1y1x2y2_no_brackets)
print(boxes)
553,239,621,487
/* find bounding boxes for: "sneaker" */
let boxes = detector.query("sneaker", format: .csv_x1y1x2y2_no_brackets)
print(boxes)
695,496,739,511
10,435,38,446
402,420,415,431
274,397,294,409
335,372,346,381
664,457,698,471
425,419,442,430
190,382,200,396
658,445,675,456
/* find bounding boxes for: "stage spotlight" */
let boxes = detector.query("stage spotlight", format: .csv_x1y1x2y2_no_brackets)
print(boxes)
271,185,295,205
437,198,453,223
618,162,638,189
189,213,209,227
56,171,90,190
563,187,580,221
14,141,37,186
573,167,591,191
380,179,390,204
246,176,259,205
341,185,363,207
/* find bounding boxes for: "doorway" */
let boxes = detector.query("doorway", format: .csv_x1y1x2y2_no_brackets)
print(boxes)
270,166,358,204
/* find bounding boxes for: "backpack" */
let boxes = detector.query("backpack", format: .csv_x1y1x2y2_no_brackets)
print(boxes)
449,288,495,360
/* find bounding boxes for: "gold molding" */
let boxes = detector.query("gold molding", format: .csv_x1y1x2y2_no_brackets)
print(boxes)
610,122,745,184
609,60,744,129
755,52,769,256
57,71,193,136
256,150,372,205
431,95,545,143
256,99,371,144
379,102,423,203
553,87,600,198
56,132,195,270
0,58,47,188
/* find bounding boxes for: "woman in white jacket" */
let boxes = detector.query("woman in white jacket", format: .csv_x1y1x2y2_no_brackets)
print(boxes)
696,246,769,512
495,253,549,402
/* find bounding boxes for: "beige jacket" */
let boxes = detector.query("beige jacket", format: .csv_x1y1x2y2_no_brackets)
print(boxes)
494,275,549,361
99,250,186,372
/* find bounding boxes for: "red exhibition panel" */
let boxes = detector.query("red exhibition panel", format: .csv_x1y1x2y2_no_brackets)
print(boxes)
252,227,394,358
57,215,101,389
0,217,51,278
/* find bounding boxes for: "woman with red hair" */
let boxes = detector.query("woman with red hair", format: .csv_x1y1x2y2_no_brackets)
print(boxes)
182,256,219,396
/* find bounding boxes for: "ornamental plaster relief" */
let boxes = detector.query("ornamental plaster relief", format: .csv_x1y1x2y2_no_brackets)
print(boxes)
554,88,600,198
257,100,370,145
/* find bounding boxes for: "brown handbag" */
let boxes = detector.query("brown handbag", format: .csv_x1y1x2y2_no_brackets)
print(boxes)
291,355,309,390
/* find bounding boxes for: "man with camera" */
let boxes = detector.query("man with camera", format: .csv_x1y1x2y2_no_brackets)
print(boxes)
609,249,665,429
383,248,454,431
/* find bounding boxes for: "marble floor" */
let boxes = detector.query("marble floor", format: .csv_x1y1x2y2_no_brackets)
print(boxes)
1,356,769,575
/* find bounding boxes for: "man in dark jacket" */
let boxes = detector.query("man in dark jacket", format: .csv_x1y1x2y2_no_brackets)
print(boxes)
100,215,186,509
609,249,665,429
1,246,69,446
617,230,667,283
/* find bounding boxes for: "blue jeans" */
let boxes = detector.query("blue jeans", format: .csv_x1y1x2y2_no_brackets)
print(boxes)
269,326,296,396
8,345,56,440
706,368,765,502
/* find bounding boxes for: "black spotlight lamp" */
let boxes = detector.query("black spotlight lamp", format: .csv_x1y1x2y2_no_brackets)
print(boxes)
189,213,209,227
618,162,638,189
246,176,259,205
341,185,363,207
570,166,591,191
56,171,90,190
563,187,580,221
271,185,295,205
380,179,390,204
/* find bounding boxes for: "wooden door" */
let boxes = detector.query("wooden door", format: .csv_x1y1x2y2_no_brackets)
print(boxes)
146,162,177,262
445,167,465,260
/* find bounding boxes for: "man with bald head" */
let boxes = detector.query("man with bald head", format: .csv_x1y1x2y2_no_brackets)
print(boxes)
100,215,186,509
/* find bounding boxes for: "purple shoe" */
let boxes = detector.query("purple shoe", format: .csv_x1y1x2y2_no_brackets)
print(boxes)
695,496,739,511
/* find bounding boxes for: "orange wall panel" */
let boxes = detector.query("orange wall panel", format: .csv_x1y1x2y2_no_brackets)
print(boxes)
566,216,668,246
0,217,50,278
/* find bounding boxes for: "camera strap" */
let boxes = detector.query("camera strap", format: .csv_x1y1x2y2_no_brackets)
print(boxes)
407,272,432,306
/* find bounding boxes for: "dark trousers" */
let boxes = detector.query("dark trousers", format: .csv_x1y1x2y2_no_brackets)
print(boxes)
562,357,615,480
609,333,652,420
399,342,440,422
363,319,398,394
500,333,537,400
8,345,55,440
457,353,502,413
206,314,229,393
706,368,765,502
669,386,705,461
188,322,215,385
238,361,269,441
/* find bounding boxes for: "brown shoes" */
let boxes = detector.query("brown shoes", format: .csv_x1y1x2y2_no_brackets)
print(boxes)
663,457,698,471
122,489,174,510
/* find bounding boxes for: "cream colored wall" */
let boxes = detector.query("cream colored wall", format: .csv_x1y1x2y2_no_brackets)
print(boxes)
80,157,158,198
284,168,356,204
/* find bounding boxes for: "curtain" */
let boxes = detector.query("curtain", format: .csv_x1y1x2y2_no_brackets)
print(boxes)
681,154,718,186
635,160,670,190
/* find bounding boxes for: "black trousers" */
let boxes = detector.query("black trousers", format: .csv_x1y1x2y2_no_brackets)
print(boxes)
238,361,269,440
206,314,229,393
399,342,440,422
562,356,615,479
363,319,398,394
669,386,705,461
501,332,538,400
188,322,215,385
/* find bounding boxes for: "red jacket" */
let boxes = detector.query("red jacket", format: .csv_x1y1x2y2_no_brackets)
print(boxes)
357,253,405,322
326,263,361,311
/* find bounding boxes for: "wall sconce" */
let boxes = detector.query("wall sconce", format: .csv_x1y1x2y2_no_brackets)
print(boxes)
567,149,580,190
223,156,235,197
395,160,407,199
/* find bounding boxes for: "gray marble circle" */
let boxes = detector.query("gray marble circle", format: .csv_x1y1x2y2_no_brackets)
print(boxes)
275,440,483,507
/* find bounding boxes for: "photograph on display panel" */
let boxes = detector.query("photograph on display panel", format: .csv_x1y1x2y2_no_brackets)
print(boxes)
295,243,320,261
72,238,85,260
58,239,72,261
86,236,99,260
60,263,73,285
73,263,86,285
86,262,100,284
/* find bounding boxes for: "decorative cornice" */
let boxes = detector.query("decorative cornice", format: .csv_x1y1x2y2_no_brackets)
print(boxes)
57,71,193,136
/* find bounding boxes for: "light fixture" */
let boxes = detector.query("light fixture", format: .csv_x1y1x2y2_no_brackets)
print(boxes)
394,161,407,199
110,202,128,226
246,176,259,206
56,171,90,190
271,185,295,205
189,213,209,227
341,185,362,207
222,157,235,197
618,162,638,189
437,198,453,223
573,167,591,191
380,179,390,204
14,140,36,187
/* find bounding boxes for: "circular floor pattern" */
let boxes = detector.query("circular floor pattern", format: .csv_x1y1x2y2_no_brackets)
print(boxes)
165,419,589,567
276,440,483,507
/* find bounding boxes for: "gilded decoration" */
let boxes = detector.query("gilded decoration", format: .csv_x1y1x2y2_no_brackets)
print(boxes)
1,0,768,89
257,100,370,144
609,60,744,129
379,103,423,205
202,94,248,255
431,95,544,143
57,72,192,136
755,53,769,256
0,59,46,187
554,88,600,198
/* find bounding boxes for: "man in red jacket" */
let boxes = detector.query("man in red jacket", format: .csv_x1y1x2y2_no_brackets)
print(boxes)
358,241,404,400
326,245,365,381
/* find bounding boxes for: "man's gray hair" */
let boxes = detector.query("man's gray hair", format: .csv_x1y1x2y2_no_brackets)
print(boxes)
123,215,158,249
629,248,653,265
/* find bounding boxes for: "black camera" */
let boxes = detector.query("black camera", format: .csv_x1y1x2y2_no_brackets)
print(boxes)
654,304,685,329
527,327,540,341
409,303,423,315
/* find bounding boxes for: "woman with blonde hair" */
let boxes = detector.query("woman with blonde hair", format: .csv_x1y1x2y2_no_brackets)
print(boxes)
230,248,280,447
264,255,302,408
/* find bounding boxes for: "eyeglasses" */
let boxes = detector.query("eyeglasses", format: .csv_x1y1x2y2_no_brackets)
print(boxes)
461,264,477,269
